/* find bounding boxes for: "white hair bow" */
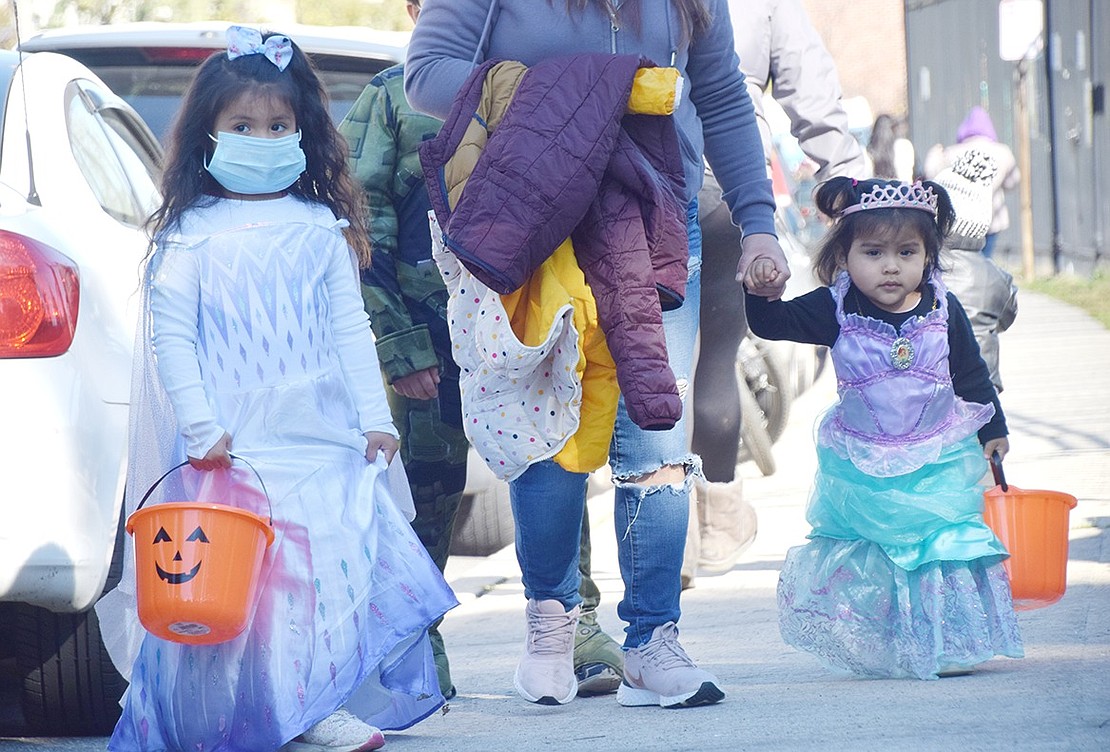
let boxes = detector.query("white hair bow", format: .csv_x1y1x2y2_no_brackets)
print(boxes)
226,25,293,71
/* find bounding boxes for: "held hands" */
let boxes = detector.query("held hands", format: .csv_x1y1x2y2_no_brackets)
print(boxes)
745,257,780,292
984,437,1010,463
189,432,232,471
365,431,399,465
737,233,791,300
392,366,440,400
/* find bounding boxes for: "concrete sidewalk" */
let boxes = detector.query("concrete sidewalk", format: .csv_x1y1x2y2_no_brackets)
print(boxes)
418,290,1109,752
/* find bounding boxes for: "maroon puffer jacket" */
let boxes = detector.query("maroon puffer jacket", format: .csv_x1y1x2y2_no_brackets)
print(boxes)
420,53,689,430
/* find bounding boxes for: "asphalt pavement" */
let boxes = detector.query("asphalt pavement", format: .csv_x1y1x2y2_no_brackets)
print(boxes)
2,290,1107,751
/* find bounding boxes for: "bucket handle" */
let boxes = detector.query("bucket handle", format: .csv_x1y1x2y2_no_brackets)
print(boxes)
989,450,1009,492
134,454,273,526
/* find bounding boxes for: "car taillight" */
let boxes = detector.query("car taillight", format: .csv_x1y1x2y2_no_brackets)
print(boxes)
0,230,80,358
140,46,218,64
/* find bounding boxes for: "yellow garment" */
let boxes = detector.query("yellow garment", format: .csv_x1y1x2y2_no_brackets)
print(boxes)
627,67,682,115
501,239,617,473
442,63,681,474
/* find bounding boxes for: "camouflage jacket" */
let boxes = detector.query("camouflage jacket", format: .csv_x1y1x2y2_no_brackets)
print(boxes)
339,64,453,383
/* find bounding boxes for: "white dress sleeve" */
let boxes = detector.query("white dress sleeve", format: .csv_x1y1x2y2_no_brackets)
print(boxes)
149,248,228,459
324,234,399,438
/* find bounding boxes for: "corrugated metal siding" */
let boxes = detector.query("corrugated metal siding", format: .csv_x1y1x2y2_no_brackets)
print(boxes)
905,0,1107,272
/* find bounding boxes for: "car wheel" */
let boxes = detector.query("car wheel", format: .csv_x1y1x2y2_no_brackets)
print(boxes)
13,603,126,735
14,515,126,735
449,479,515,557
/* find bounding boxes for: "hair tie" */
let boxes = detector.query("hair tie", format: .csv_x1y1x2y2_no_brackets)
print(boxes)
226,25,293,71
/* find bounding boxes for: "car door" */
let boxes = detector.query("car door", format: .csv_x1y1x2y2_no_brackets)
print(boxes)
60,76,163,406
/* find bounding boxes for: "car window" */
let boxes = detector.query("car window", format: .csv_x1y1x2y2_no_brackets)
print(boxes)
66,81,142,225
96,106,163,219
90,65,197,143
319,70,383,123
77,59,394,142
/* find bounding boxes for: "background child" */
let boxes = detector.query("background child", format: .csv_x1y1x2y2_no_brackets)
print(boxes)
97,26,457,751
934,150,1019,392
744,177,1024,679
923,106,1021,258
338,0,624,700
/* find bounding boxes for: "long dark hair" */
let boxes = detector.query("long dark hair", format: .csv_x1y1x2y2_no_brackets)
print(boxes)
867,114,900,181
811,177,955,286
148,32,371,266
560,0,712,43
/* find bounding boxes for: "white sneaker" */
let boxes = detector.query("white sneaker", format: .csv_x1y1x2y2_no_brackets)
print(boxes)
513,598,579,705
617,622,724,708
283,709,386,752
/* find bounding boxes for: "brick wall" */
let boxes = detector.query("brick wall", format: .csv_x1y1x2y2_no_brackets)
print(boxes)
801,0,908,121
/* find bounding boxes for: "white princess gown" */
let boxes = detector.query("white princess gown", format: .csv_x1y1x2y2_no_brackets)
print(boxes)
98,195,458,751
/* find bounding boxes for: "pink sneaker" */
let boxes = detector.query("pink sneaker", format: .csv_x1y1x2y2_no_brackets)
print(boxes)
285,709,386,752
617,622,724,708
513,598,579,705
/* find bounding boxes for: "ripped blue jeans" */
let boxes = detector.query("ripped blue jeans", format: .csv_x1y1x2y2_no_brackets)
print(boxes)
508,200,702,649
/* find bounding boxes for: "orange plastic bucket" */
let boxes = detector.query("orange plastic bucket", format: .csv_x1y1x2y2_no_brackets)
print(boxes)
126,457,275,644
982,455,1077,611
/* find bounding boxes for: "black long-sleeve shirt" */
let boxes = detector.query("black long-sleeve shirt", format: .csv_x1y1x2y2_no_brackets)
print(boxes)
745,283,1007,443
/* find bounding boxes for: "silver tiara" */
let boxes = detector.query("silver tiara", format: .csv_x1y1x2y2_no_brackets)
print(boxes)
839,181,939,219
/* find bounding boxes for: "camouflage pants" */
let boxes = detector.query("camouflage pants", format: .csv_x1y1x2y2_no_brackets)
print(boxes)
387,383,469,575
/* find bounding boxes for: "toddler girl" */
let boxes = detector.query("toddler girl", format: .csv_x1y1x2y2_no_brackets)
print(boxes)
744,177,1024,679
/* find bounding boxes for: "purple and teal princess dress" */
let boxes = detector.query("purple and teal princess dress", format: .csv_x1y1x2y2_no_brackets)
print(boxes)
777,272,1024,679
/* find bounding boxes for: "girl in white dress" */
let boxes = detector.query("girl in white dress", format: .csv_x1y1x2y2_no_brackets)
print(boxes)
97,26,457,752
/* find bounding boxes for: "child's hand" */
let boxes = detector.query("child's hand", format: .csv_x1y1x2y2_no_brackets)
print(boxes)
393,366,440,400
737,233,791,300
744,257,780,292
984,437,1010,463
189,432,232,471
365,431,399,465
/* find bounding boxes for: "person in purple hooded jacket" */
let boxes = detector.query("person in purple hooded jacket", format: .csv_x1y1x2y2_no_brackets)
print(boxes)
924,106,1020,258
406,0,789,710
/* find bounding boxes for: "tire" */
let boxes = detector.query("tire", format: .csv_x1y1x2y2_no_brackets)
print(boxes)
738,375,777,477
449,479,515,557
736,335,792,450
14,517,126,735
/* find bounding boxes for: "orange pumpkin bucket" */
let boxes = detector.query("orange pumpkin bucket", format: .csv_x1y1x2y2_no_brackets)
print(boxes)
982,453,1077,611
126,456,275,644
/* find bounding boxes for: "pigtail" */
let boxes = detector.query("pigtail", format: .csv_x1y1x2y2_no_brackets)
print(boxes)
811,177,859,285
813,177,861,222
923,179,956,241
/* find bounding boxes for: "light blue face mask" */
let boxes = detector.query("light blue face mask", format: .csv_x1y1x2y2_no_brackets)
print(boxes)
204,130,306,195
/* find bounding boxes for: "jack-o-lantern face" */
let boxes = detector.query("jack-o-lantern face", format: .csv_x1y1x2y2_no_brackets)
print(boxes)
152,525,209,585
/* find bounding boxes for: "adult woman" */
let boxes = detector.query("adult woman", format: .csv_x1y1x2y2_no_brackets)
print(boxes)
405,0,788,709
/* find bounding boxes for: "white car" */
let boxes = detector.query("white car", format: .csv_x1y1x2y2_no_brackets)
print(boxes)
0,48,162,734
